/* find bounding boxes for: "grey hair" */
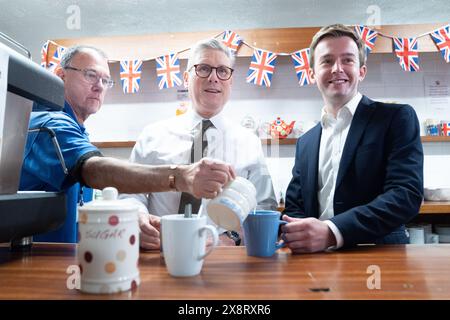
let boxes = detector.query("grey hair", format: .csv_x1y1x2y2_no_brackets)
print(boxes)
186,38,235,72
60,45,108,68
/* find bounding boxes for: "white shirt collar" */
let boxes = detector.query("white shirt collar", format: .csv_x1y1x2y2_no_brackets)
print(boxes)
185,108,226,132
320,92,362,128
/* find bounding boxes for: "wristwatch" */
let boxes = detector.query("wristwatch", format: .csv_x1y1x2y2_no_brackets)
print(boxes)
168,164,178,191
223,230,241,246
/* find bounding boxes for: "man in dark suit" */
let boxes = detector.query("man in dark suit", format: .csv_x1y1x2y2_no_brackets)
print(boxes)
281,24,423,253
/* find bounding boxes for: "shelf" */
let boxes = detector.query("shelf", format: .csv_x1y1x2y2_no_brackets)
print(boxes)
260,138,297,145
265,136,450,145
277,202,450,215
92,136,450,148
419,201,450,215
421,136,450,143
92,139,300,148
92,141,135,148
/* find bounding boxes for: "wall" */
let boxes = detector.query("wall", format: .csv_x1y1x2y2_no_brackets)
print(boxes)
88,51,450,200
0,0,449,66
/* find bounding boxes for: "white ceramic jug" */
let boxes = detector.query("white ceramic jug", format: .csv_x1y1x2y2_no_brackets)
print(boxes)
206,177,257,230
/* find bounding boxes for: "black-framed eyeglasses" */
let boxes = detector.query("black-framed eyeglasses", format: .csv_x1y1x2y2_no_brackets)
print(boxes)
191,64,234,81
64,66,114,89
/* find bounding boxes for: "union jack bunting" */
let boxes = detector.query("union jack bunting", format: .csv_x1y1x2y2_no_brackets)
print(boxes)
430,25,450,63
246,49,277,87
393,37,420,72
291,48,312,86
222,30,243,54
354,25,378,55
155,54,182,90
120,60,143,94
47,46,67,73
40,41,49,68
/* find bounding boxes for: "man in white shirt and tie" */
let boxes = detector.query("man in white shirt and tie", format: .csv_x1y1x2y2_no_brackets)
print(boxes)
281,24,423,252
120,38,277,249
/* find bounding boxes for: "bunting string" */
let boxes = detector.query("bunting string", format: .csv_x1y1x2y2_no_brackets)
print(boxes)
40,24,449,92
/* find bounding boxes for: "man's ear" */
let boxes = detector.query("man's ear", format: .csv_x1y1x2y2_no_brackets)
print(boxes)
359,64,367,82
308,67,316,84
55,65,65,81
183,71,189,88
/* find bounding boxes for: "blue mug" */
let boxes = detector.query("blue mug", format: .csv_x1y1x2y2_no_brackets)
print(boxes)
243,210,287,257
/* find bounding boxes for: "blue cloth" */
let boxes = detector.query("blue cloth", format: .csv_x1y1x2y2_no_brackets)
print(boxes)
284,95,423,247
19,102,100,243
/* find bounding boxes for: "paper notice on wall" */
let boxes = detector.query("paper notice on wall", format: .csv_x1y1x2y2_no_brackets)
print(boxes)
0,50,9,149
424,75,449,112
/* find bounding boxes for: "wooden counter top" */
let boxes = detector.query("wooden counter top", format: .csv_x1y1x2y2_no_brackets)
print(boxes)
1,243,450,300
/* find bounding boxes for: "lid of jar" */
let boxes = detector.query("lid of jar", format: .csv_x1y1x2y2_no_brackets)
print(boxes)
78,187,138,213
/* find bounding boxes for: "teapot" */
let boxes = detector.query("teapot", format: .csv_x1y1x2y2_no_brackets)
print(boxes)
269,117,296,139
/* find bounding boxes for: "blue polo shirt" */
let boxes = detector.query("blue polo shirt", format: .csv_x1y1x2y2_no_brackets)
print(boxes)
19,102,102,243
19,101,101,192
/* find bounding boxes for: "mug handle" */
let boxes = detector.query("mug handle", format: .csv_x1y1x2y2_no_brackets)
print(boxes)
198,225,219,260
275,220,288,250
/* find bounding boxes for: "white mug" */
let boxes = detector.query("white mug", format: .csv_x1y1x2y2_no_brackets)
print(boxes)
161,214,218,277
206,177,257,230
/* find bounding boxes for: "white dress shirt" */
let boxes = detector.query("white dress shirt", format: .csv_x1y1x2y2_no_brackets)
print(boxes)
318,93,362,249
119,109,277,226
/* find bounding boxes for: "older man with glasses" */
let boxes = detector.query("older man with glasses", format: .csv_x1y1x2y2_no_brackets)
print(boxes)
120,38,277,249
19,45,236,242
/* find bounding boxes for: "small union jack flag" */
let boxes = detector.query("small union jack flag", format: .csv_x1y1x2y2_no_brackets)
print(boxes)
246,49,277,87
441,123,450,136
393,38,420,72
222,30,243,54
430,25,450,63
291,48,312,86
48,46,67,73
354,26,378,55
120,60,143,94
155,54,182,90
40,41,49,68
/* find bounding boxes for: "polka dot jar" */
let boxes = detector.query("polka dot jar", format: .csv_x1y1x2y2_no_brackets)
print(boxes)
78,187,140,294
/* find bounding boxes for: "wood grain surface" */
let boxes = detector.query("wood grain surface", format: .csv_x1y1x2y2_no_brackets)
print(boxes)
1,243,450,300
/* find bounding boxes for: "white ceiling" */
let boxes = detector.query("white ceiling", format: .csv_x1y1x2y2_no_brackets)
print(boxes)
0,0,448,63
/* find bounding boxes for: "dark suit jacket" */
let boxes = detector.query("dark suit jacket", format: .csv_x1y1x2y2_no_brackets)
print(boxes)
284,95,423,247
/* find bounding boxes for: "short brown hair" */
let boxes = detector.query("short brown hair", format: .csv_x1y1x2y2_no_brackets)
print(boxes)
309,24,366,69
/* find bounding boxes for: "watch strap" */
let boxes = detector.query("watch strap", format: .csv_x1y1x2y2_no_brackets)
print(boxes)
223,230,241,246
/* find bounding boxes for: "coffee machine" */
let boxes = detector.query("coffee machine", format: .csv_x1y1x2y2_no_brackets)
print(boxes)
0,33,66,249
